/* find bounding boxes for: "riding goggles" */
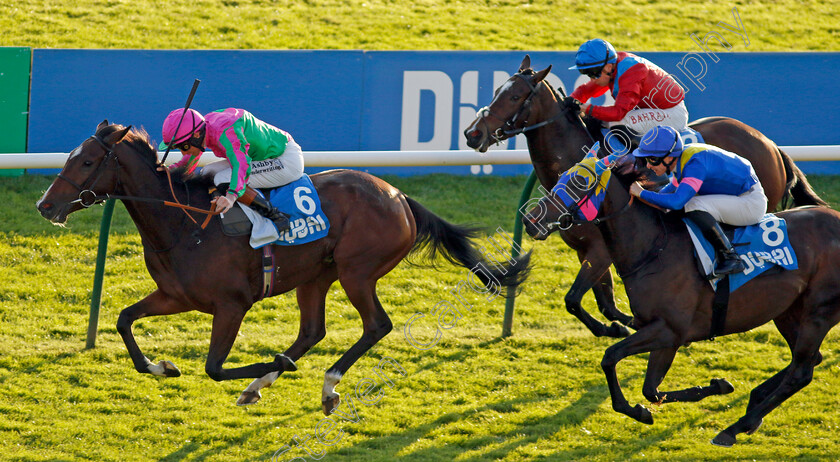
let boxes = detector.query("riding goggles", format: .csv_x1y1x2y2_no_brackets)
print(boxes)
642,156,665,166
580,66,603,79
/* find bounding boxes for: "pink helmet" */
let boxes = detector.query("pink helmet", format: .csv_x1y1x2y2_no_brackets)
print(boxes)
159,108,205,150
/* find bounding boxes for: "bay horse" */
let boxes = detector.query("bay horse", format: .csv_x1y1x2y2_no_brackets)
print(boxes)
36,121,530,415
464,55,825,339
522,152,840,446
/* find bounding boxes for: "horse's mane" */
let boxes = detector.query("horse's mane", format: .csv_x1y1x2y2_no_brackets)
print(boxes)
519,67,604,144
96,123,215,189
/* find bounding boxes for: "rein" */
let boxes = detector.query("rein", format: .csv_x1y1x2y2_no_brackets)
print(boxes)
480,72,597,147
60,133,221,231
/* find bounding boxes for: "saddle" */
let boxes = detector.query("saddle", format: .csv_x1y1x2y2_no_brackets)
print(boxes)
209,188,254,237
212,175,330,248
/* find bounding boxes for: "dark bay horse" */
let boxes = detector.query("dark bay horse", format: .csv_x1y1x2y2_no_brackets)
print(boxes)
36,121,530,415
522,152,840,446
464,55,825,339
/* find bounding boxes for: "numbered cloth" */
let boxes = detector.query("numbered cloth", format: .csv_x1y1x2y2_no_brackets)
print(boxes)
239,175,330,248
684,214,798,292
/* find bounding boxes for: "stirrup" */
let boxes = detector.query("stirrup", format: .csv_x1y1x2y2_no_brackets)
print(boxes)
269,211,291,233
712,254,746,277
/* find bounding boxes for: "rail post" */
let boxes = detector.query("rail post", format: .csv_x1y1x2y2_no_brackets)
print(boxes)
502,170,537,337
85,199,115,349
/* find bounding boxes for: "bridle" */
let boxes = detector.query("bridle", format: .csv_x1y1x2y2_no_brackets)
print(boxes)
539,165,668,280
58,134,122,208
55,129,221,244
541,162,633,232
477,72,594,145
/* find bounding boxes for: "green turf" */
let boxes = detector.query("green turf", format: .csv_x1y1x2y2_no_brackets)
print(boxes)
1,0,838,51
3,174,840,461
3,1,840,460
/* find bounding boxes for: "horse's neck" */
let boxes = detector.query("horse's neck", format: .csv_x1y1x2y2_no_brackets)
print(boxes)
596,180,666,277
526,99,595,189
118,161,204,252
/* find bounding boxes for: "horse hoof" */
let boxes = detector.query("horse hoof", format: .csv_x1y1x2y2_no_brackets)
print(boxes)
711,378,734,395
148,360,181,377
711,431,736,447
607,322,632,338
236,390,262,406
634,404,654,424
746,419,763,435
322,393,340,416
161,360,181,377
276,354,298,372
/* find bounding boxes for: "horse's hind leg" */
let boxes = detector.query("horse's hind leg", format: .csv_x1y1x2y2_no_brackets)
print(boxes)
712,317,831,447
321,278,392,416
238,276,334,406
744,311,821,416
116,290,193,377
642,348,734,404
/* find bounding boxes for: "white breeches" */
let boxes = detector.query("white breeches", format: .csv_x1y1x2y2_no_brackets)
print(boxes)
684,182,768,226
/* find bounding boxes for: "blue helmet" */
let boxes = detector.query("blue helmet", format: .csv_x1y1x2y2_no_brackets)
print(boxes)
632,126,684,158
569,39,618,71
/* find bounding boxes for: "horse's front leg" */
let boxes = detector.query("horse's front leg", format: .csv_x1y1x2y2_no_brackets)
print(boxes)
601,318,678,424
116,290,192,377
641,348,734,404
204,304,294,385
565,252,631,338
238,279,331,406
591,268,635,328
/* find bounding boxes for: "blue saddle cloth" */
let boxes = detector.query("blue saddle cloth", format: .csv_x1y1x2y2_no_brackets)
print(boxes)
266,175,330,246
596,126,705,156
684,214,798,292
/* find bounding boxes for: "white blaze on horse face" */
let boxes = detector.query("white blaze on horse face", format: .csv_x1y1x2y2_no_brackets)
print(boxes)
67,145,83,161
489,80,516,108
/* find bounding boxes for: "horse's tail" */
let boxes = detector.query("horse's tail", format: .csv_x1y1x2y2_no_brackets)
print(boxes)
780,148,827,208
404,196,531,289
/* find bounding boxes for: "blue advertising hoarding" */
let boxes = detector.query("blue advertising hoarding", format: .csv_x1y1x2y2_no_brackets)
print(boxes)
28,49,840,175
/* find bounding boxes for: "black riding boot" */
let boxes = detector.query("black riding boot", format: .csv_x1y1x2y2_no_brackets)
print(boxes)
685,210,746,277
248,193,291,233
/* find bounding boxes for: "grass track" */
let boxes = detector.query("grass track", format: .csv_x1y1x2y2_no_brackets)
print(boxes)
3,1,839,460
3,174,840,461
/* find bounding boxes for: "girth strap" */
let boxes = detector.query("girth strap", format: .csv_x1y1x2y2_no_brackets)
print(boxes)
710,275,730,340
261,245,275,300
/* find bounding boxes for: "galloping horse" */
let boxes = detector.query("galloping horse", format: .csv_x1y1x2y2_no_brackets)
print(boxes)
36,121,530,415
464,55,825,339
522,153,840,446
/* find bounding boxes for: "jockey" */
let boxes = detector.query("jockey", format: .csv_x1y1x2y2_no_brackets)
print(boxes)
160,108,305,233
568,39,689,155
628,125,768,277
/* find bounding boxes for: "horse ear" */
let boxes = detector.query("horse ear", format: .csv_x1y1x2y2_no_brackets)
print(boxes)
519,54,531,72
97,120,110,132
534,65,552,84
103,125,132,146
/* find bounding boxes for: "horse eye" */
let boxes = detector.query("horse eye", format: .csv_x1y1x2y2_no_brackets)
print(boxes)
83,160,93,167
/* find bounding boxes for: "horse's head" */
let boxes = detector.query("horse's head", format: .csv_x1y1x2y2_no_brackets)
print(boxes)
463,55,555,153
36,120,152,223
522,151,626,240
